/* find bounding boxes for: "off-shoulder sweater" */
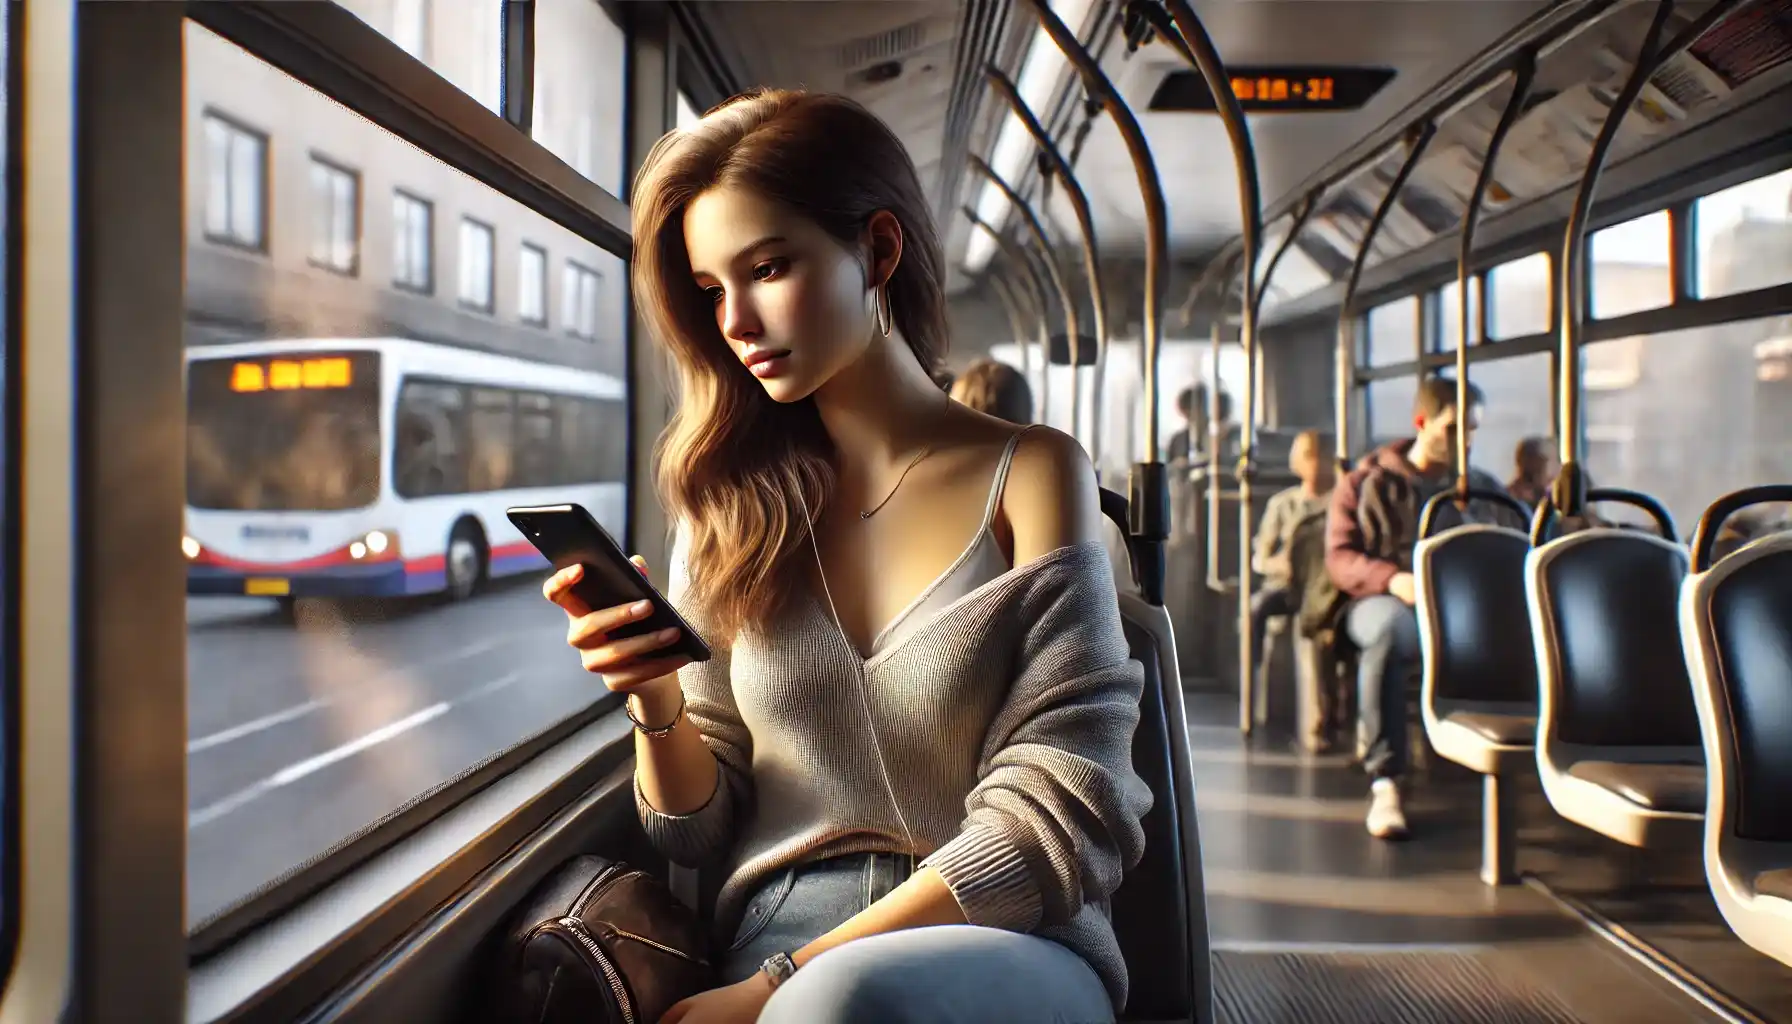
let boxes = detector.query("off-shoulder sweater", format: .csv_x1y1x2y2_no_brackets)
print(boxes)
634,532,1154,1011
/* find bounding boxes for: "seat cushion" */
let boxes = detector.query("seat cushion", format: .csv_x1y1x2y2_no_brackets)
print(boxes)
1444,711,1535,745
1756,868,1792,903
1566,761,1705,812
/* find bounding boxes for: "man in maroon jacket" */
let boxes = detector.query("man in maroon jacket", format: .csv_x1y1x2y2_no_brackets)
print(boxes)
1325,376,1521,840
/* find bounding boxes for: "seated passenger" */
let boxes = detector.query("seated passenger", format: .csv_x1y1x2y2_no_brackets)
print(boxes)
1506,436,1556,509
546,89,1152,1024
948,357,1033,425
929,364,956,392
1247,429,1334,745
1325,377,1522,840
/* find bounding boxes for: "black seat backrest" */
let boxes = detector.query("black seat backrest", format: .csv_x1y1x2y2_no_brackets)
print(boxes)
1423,528,1538,705
1536,533,1700,748
1096,486,1195,1020
1109,615,1192,1019
1706,546,1792,842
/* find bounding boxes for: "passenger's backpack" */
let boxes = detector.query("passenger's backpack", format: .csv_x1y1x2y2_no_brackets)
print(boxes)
1288,510,1345,639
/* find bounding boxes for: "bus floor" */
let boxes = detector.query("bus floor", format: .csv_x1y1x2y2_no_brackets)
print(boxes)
1181,686,1790,1024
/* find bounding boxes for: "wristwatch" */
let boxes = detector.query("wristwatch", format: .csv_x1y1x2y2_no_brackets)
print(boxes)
759,951,797,990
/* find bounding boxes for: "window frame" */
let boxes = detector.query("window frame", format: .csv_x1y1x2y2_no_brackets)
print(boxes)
391,187,434,294
456,215,496,314
199,108,269,252
306,152,363,277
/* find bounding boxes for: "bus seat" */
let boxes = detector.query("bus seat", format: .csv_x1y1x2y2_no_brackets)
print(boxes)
1526,529,1704,848
1681,528,1792,968
1099,487,1215,1024
1414,522,1539,886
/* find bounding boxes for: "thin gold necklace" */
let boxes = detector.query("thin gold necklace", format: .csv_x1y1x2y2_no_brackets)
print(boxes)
861,391,953,520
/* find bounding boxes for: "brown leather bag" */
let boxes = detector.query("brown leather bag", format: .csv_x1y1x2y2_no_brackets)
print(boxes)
495,854,714,1024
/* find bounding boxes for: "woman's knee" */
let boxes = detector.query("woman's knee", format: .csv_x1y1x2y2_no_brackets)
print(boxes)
756,939,908,1024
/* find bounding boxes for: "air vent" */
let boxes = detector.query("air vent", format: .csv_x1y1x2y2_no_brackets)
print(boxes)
836,20,929,70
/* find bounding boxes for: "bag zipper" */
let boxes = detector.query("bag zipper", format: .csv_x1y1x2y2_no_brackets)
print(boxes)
609,927,708,966
552,915,636,1024
571,862,627,918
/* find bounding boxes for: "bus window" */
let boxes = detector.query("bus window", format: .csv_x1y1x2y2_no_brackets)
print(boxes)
338,0,503,114
1463,351,1552,486
1696,167,1792,300
393,380,468,497
1367,376,1418,449
531,0,627,195
467,386,516,492
182,20,629,936
1368,296,1421,367
1584,315,1792,532
1437,276,1482,352
1487,252,1550,340
1591,210,1672,320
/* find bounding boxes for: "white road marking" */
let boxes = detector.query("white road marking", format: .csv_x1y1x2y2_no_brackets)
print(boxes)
184,634,525,755
189,702,450,829
185,667,536,830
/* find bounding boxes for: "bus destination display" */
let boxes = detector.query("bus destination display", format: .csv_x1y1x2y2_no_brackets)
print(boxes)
229,356,356,393
1148,66,1396,113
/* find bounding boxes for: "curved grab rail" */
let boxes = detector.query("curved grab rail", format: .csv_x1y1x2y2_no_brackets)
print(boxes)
1453,56,1535,500
964,206,1054,426
1690,484,1792,572
986,67,1110,472
969,154,1080,442
1334,124,1436,469
1528,487,1679,547
1555,0,1752,516
1018,0,1171,606
1419,488,1531,541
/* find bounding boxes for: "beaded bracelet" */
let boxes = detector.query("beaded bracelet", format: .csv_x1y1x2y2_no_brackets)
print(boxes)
625,690,685,738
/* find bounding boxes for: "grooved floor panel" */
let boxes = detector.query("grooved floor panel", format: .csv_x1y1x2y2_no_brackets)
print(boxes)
1212,950,1585,1024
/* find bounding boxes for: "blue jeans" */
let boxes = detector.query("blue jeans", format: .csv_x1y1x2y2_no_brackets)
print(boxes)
1344,595,1420,781
721,852,1113,1023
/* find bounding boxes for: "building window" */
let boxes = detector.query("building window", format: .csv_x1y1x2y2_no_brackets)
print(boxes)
393,191,433,293
563,261,601,340
519,242,548,326
202,112,266,250
308,156,360,275
459,217,495,312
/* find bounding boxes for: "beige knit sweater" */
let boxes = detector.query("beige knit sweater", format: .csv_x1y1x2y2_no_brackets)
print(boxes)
635,531,1154,1010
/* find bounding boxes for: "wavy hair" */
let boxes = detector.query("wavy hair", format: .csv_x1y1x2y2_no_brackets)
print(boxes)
631,89,949,643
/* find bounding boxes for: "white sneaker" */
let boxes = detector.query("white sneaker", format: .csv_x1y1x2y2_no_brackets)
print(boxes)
1367,778,1409,840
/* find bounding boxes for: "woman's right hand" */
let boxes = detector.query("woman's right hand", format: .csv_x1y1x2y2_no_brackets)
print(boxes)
544,557,693,694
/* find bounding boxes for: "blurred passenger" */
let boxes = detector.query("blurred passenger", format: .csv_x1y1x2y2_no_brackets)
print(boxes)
949,357,1033,425
1324,376,1522,840
1507,436,1558,509
929,364,956,392
1166,385,1203,466
1247,430,1335,747
548,88,1148,1023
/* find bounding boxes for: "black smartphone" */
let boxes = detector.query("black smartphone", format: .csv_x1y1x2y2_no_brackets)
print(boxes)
506,503,712,663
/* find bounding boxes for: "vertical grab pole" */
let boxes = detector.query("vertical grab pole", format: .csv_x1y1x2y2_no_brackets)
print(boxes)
988,271,1037,405
1337,123,1438,474
970,155,1080,446
1159,0,1265,735
1020,0,1170,606
987,67,1111,478
1557,0,1683,516
965,207,1055,418
1200,248,1242,594
1454,58,1536,507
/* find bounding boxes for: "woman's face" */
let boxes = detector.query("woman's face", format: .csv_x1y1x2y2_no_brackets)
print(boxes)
683,185,884,403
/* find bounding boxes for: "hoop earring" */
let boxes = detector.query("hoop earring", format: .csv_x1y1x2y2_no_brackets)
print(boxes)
875,285,892,338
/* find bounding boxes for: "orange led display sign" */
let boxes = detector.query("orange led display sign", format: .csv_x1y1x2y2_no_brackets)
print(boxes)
230,357,354,393
1149,67,1395,114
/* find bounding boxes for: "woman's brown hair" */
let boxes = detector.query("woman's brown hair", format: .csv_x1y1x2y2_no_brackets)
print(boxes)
950,358,1033,425
631,88,949,644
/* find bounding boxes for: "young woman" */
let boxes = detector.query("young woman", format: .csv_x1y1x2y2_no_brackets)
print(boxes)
544,88,1151,1024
